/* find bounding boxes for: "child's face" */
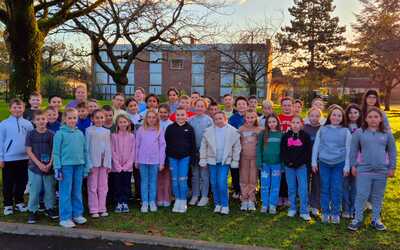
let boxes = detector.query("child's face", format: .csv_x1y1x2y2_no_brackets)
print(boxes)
159,108,170,121
293,102,302,115
49,97,62,110
127,101,138,114
117,117,130,131
236,100,248,113
267,117,278,131
46,110,58,123
168,91,178,103
312,100,324,111
179,99,190,111
77,107,88,119
75,87,87,101
348,108,360,123
34,114,47,129
329,109,343,125
146,112,158,127
191,93,200,105
112,95,125,109
10,103,24,117
146,97,159,109
291,118,302,132
87,102,99,114
103,110,114,124
366,94,378,107
208,105,219,117
29,96,42,109
175,110,187,124
308,110,321,126
65,111,78,128
134,90,144,102
281,100,293,114
195,101,207,115
248,99,258,111
92,111,105,127
365,110,382,129
262,105,273,116
245,112,257,126
223,96,233,108
213,113,226,128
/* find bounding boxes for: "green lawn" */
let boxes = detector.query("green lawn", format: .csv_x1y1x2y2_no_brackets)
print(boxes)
0,100,399,249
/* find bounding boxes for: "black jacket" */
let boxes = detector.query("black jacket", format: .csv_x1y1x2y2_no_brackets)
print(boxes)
280,130,311,168
165,122,196,163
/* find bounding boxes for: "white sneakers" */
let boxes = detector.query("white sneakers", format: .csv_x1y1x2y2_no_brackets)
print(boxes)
213,205,222,213
60,220,76,228
300,214,311,221
240,201,248,211
149,202,158,212
189,196,198,206
213,205,229,215
92,212,108,218
197,197,209,207
172,200,187,213
220,207,229,215
15,203,28,212
248,202,256,211
73,216,87,225
3,206,13,216
288,210,297,217
141,202,149,213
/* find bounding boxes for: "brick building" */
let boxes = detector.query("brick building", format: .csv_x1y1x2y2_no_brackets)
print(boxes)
92,43,272,100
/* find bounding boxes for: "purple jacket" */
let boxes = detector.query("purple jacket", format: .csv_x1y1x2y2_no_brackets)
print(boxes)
135,126,166,165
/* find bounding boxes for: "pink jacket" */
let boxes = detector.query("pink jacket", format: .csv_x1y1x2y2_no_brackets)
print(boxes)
111,131,135,172
135,126,166,165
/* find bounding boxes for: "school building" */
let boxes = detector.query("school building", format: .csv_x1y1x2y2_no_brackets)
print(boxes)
91,42,272,100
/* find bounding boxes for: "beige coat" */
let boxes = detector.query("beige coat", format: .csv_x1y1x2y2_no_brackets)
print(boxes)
199,124,241,168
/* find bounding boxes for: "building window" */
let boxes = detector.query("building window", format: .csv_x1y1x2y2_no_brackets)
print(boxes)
149,52,162,95
170,59,184,70
191,52,205,95
220,72,234,96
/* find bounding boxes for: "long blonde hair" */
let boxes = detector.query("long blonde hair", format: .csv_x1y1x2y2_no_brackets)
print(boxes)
143,109,160,131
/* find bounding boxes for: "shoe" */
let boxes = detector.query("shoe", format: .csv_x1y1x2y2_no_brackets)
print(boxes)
269,206,277,215
197,197,209,207
189,196,198,206
220,207,230,215
149,202,158,212
311,208,320,217
214,205,222,213
44,209,59,220
122,203,129,213
15,203,28,213
248,202,256,211
179,200,187,213
28,212,39,224
342,212,351,219
172,200,180,213
163,201,171,207
240,201,248,211
331,215,340,224
100,212,109,217
3,206,13,216
365,202,372,211
321,214,330,223
38,202,46,213
371,220,386,231
232,192,240,199
91,213,100,218
141,203,149,213
114,203,123,213
300,213,311,221
287,210,296,217
60,220,76,228
260,207,267,213
348,219,363,231
73,216,87,225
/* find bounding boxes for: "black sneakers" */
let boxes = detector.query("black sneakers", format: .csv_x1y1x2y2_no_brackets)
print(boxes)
28,212,39,224
45,208,59,220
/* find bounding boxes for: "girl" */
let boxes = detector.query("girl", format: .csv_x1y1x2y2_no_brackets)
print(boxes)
111,114,135,213
135,110,166,213
281,116,312,221
165,108,196,213
239,110,262,211
86,110,112,218
188,99,213,207
361,89,391,132
348,108,396,231
303,108,322,217
259,100,274,128
312,106,351,224
167,87,180,113
256,114,282,214
342,104,362,219
157,104,173,207
53,108,88,228
200,111,241,215
139,94,160,118
304,97,326,125
125,98,142,129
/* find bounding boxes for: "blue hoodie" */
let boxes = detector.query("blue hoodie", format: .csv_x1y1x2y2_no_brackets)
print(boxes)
0,115,33,162
228,112,245,129
52,125,89,175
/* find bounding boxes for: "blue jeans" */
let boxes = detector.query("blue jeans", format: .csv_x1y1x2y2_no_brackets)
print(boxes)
319,161,344,217
285,165,309,214
260,163,281,208
209,164,230,207
343,175,356,215
169,157,190,200
139,164,159,204
28,169,56,212
59,165,84,221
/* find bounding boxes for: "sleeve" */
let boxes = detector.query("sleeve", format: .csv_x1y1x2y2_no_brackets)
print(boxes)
124,134,135,170
52,132,62,170
303,132,312,167
387,133,397,170
344,129,352,172
83,134,90,176
199,131,208,167
135,129,141,165
159,129,166,165
311,129,321,167
383,112,391,132
104,130,112,169
349,130,361,168
85,129,92,169
190,127,197,165
280,134,287,165
230,130,242,168
111,134,121,171
256,131,264,168
25,131,32,147
0,123,4,161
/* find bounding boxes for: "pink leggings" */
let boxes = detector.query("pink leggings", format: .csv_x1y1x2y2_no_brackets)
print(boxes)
87,167,109,214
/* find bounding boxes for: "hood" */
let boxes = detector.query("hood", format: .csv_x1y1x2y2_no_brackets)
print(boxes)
60,124,79,133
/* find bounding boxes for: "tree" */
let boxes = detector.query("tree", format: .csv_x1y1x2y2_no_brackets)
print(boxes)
0,0,105,101
65,0,223,93
278,0,347,87
352,0,400,111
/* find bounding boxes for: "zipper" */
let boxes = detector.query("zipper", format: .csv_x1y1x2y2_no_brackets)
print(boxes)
6,140,13,153
16,117,20,133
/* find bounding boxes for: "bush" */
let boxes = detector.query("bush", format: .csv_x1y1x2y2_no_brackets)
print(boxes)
40,74,73,98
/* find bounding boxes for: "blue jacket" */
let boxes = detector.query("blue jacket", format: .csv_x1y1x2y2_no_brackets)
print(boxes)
77,117,91,135
47,121,61,133
0,116,33,162
228,113,245,129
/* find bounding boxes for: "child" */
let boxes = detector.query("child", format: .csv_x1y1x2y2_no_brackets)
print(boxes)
304,97,326,125
166,108,196,213
228,96,248,199
191,92,201,107
23,92,42,122
0,99,34,215
259,100,274,128
200,111,241,215
278,96,294,133
76,102,91,135
169,95,196,122
281,116,312,221
134,87,147,113
293,99,303,117
188,99,213,206
111,114,135,213
139,94,160,118
167,87,180,113
157,104,173,207
135,110,166,213
303,108,322,216
48,95,63,122
248,95,261,116
348,107,397,231
53,108,89,228
102,105,115,131
86,110,112,218
342,104,362,219
239,110,262,211
312,106,351,224
256,114,282,214
46,107,61,133
125,98,142,129
66,84,87,109
112,93,128,122
26,110,58,224
223,93,235,118
361,89,390,131
208,102,220,118
87,99,100,115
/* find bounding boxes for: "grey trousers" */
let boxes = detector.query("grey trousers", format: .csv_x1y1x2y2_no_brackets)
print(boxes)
354,173,387,222
191,164,209,198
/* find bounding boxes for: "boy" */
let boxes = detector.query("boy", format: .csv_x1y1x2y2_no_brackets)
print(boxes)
278,97,294,133
66,84,87,109
102,105,115,132
0,98,34,215
76,102,91,134
248,95,261,116
293,99,303,117
48,95,63,122
259,100,274,128
208,102,220,118
134,87,147,113
112,93,128,122
169,95,196,122
223,93,236,118
26,110,58,224
87,99,100,115
24,92,42,122
46,107,61,133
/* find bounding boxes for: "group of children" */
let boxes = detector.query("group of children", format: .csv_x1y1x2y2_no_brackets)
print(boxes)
0,85,396,232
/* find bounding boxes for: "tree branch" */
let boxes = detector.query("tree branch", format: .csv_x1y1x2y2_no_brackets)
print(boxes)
0,8,8,25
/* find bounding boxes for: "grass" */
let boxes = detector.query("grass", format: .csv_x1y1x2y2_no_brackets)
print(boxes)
0,100,399,249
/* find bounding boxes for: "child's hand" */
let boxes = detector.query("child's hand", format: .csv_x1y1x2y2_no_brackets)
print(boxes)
343,170,349,177
135,163,139,169
38,162,47,172
0,161,4,168
54,169,63,181
159,165,164,171
351,166,357,177
388,169,395,178
312,165,318,173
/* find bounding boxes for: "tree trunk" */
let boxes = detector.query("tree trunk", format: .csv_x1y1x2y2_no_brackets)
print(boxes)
112,74,128,94
6,1,44,102
384,86,391,111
